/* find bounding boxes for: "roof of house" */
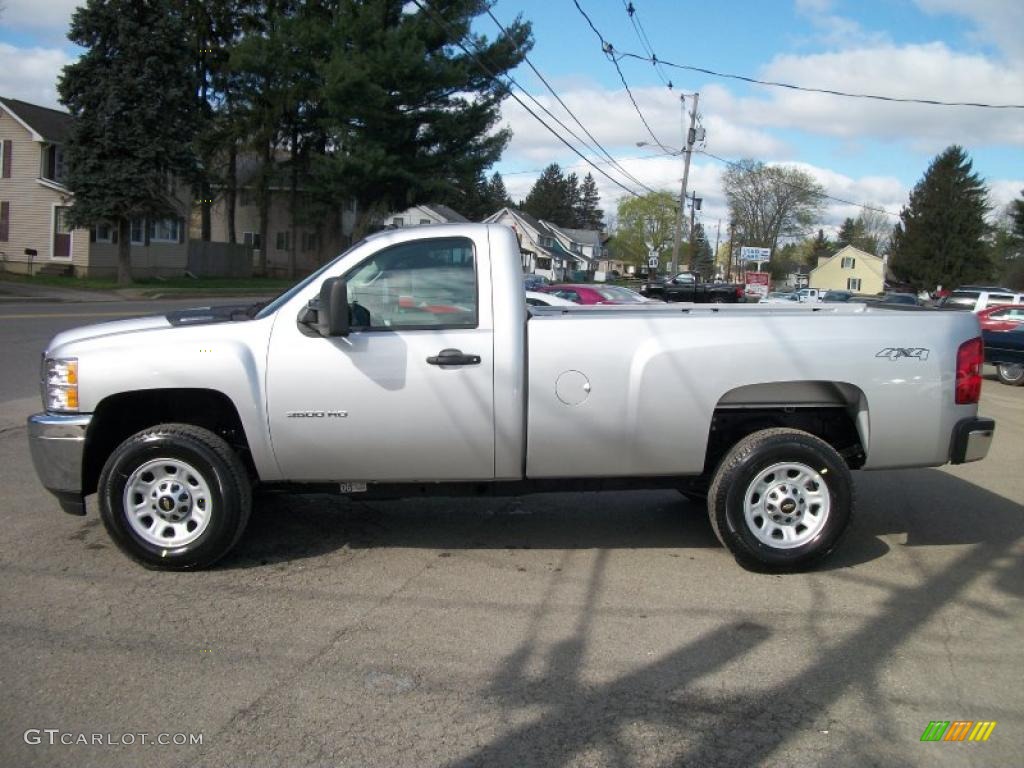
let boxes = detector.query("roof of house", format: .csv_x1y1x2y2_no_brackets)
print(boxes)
422,203,468,223
0,96,73,143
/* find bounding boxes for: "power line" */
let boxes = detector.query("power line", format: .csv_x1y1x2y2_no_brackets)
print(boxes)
572,0,671,151
409,0,646,198
485,7,655,193
615,51,1024,110
622,1,671,88
698,149,902,217
501,149,676,176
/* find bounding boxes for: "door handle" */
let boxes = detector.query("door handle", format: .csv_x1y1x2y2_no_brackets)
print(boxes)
426,348,481,366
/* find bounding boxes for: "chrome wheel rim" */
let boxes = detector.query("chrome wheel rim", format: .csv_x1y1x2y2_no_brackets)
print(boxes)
1000,363,1024,382
123,458,212,547
743,462,830,549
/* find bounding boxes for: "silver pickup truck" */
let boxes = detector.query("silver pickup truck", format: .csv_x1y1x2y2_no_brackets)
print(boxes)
28,223,994,571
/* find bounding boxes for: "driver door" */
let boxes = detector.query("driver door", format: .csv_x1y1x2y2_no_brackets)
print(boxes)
266,235,495,482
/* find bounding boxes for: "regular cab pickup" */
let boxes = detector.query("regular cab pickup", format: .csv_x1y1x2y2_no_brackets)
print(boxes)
639,271,744,303
28,223,995,571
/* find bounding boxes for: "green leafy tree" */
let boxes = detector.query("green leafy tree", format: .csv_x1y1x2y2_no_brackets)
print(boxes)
889,146,993,291
613,191,678,267
722,159,825,256
58,0,199,284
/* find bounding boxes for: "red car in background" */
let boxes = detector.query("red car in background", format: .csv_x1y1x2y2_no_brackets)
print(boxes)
977,304,1024,332
540,284,655,305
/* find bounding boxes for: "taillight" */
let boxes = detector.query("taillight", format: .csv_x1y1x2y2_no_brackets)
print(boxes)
955,337,983,404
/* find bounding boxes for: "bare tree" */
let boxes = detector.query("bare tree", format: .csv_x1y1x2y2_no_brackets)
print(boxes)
722,159,826,255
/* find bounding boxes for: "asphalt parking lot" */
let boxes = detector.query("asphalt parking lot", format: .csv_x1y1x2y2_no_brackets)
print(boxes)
0,298,1021,767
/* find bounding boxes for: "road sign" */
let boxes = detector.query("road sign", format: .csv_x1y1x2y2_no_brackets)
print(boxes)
745,271,770,300
740,246,771,261
648,257,659,269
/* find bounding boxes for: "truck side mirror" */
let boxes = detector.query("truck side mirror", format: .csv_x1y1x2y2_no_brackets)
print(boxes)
317,277,349,337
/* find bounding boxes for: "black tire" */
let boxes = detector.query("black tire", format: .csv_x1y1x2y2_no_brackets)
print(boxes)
707,428,853,572
996,363,1024,386
98,423,252,570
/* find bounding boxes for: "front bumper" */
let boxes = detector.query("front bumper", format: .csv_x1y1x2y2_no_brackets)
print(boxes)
949,417,995,464
27,412,92,515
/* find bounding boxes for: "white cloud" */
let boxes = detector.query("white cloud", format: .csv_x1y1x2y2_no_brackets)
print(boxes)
1,0,82,40
733,43,1024,152
914,0,1024,62
988,179,1024,211
0,43,71,108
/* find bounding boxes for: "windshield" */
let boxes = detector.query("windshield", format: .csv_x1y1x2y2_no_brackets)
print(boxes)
595,286,646,303
255,239,367,320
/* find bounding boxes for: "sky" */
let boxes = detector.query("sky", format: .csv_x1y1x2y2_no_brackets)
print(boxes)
1,0,1021,236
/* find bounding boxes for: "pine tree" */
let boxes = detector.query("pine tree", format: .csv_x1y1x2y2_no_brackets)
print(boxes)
810,229,833,266
836,218,861,248
487,172,512,210
523,164,575,226
575,172,603,230
889,146,993,291
58,0,199,284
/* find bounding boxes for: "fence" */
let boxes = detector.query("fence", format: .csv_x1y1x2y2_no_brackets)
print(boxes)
186,241,253,278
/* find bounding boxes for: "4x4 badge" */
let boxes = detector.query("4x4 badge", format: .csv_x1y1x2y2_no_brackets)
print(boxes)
876,347,930,361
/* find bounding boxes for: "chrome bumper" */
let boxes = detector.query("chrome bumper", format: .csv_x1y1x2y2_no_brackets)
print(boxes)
27,412,92,515
949,417,995,465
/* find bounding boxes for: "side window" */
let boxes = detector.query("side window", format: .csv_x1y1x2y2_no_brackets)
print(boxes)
344,237,477,330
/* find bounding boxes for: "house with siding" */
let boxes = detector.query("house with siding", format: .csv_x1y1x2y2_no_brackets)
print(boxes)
200,152,359,277
483,207,598,281
0,96,190,278
808,245,885,295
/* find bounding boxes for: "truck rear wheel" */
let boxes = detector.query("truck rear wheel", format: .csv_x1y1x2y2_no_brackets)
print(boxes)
996,363,1024,386
707,428,853,571
98,424,252,570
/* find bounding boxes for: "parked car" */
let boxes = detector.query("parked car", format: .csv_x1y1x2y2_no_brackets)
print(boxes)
27,223,994,572
525,290,576,307
541,284,655,305
761,292,801,304
982,324,1024,385
523,274,550,291
881,293,921,306
822,290,854,303
940,286,1024,312
639,272,744,303
796,288,825,303
977,304,1024,332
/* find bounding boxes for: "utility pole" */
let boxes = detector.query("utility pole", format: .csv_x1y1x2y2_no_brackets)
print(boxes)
713,219,721,278
726,220,735,281
671,91,699,276
687,191,699,270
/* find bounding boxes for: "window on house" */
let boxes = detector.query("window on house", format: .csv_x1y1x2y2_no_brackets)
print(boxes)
130,219,145,244
148,218,180,243
571,243,581,254
344,237,477,329
301,231,319,252
239,188,256,207
541,236,554,248
0,140,11,178
95,223,113,243
43,144,66,183
841,256,856,269
392,217,403,227
535,257,551,270
420,219,431,225
275,231,290,251
0,201,9,241
243,232,262,250
847,278,861,291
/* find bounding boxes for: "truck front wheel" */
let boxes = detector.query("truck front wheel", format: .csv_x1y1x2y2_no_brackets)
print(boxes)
97,424,252,570
707,428,853,571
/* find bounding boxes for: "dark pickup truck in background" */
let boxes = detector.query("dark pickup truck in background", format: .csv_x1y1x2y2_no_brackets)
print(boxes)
639,272,745,303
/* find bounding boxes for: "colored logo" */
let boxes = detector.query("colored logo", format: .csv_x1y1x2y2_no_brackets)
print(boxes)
920,720,996,742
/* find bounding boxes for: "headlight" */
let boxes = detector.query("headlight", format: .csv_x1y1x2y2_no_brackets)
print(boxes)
44,357,79,411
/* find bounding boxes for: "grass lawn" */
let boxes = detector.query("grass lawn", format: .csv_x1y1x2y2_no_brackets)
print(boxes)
0,273,297,295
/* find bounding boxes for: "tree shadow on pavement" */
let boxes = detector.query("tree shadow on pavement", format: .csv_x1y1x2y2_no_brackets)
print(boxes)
441,478,1022,767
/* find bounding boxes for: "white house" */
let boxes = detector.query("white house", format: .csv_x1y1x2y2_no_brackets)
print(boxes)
483,207,598,281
